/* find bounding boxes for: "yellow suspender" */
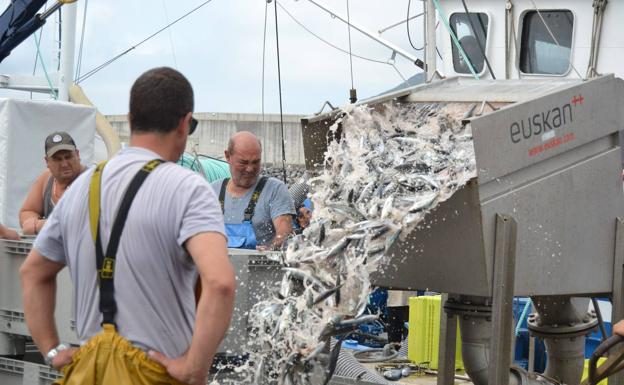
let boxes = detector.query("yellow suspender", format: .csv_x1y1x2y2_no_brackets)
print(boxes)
89,161,108,243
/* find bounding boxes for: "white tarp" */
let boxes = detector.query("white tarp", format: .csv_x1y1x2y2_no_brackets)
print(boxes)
0,98,96,229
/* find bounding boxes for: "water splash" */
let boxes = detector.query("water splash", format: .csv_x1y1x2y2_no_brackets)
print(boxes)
235,101,477,384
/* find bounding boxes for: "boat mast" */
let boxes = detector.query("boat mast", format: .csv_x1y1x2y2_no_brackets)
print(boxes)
58,1,77,101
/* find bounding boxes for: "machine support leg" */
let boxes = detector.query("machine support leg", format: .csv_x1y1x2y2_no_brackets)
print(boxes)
437,293,458,385
488,214,517,385
609,218,624,385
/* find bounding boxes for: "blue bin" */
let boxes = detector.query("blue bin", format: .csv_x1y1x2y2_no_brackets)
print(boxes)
585,321,612,358
512,298,547,373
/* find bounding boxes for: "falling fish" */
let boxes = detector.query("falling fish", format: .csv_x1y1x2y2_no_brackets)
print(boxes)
243,101,477,385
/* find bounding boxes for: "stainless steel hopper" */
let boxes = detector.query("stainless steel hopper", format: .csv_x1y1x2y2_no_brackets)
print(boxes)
303,75,624,298
302,74,624,385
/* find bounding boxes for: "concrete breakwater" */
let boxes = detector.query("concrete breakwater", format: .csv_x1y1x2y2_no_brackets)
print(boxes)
106,112,307,166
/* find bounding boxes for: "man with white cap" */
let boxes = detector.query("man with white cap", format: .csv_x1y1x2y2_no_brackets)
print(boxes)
20,131,85,235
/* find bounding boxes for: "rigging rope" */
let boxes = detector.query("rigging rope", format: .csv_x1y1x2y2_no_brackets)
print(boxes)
586,0,607,78
390,63,406,82
379,11,423,35
460,0,496,79
75,0,88,81
277,1,412,85
277,2,387,65
345,0,356,103
261,0,269,170
261,0,268,122
76,0,215,84
33,32,58,99
407,0,424,51
528,0,583,79
431,0,479,79
31,2,48,99
273,0,288,184
161,0,178,69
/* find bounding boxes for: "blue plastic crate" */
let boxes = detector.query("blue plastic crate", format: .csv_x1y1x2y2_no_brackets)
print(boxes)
585,321,612,358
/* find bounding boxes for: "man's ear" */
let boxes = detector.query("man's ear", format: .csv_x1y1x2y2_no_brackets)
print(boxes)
177,113,191,136
224,150,231,162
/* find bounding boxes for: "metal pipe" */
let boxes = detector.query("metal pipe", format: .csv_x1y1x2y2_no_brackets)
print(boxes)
378,12,424,35
453,297,554,385
58,0,77,101
39,2,63,21
504,1,512,79
424,0,437,82
529,296,597,385
542,336,586,384
591,297,608,342
303,0,419,65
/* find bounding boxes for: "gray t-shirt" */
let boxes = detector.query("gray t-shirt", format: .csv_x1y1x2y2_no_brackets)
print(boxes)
211,177,295,246
34,147,225,358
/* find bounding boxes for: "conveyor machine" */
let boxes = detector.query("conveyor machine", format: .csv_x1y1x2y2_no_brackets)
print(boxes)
302,74,624,385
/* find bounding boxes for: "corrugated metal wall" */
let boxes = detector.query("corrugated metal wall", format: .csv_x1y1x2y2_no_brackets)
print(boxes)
106,112,306,165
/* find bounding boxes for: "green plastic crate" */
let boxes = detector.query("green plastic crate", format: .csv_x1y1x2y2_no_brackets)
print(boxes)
408,295,464,370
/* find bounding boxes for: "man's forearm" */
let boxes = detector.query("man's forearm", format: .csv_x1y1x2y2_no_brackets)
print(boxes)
271,215,293,248
271,232,289,249
20,212,44,235
185,281,235,377
22,276,60,354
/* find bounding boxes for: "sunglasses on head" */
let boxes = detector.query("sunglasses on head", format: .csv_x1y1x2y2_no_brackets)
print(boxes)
189,117,198,135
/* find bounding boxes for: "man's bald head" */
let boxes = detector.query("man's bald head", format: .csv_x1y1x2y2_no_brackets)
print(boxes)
225,131,263,189
227,131,262,155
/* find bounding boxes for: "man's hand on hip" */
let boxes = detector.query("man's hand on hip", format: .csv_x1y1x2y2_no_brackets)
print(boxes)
149,350,207,385
51,347,78,370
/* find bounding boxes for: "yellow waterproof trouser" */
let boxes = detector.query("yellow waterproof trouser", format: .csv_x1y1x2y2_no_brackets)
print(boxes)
54,324,186,385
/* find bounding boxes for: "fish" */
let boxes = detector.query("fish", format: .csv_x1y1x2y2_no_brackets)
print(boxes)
311,284,343,306
283,267,327,289
323,336,346,385
334,314,379,328
303,342,327,363
406,192,439,213
245,101,477,385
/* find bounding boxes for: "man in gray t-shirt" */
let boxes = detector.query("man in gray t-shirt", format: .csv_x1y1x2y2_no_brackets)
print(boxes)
212,131,295,249
20,67,235,385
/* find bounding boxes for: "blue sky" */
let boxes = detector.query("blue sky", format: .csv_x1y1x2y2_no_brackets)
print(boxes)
0,0,425,116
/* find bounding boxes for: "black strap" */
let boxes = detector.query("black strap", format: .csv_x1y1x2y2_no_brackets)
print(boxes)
219,178,230,213
243,176,268,221
218,177,269,222
95,159,164,325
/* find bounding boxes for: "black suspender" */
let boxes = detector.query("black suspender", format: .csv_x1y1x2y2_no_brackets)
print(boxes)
219,176,269,221
89,159,164,326
244,176,268,221
219,178,229,213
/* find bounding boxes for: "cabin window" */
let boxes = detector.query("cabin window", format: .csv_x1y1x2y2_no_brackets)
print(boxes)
519,10,574,75
450,12,488,74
